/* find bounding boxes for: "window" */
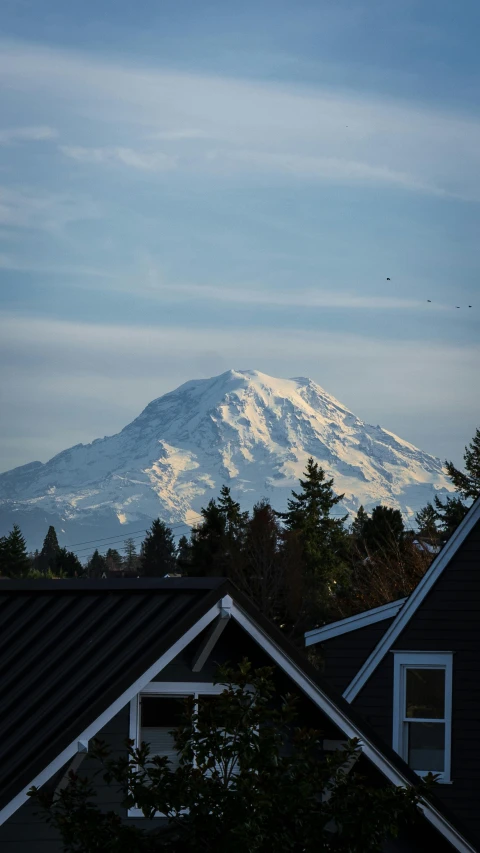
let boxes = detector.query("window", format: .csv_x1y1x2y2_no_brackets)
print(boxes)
392,652,452,783
128,682,230,817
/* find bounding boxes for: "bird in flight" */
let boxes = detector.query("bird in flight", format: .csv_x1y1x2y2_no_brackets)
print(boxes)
427,300,432,303
469,305,472,308
456,306,460,309
386,277,391,281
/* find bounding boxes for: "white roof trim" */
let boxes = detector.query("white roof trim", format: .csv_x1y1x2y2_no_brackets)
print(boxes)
230,600,477,853
1,590,476,852
344,496,480,704
304,599,406,646
0,599,223,827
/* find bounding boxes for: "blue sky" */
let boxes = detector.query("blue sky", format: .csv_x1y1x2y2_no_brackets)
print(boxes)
0,0,479,472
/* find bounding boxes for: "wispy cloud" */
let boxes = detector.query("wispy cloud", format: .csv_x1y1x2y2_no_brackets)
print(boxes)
0,125,57,144
0,185,99,231
60,145,177,172
207,150,443,193
1,40,480,196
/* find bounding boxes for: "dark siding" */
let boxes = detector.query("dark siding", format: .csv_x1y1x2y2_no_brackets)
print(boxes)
353,520,480,846
0,579,228,813
317,617,395,695
0,621,345,852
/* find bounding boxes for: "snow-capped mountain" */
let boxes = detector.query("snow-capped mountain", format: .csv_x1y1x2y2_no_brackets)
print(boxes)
0,370,453,551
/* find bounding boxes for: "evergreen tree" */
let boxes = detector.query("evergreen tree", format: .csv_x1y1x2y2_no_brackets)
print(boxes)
56,547,83,577
176,535,193,575
105,548,122,572
278,458,349,623
39,525,60,574
445,427,480,501
351,505,369,540
123,538,138,572
0,525,31,577
0,535,8,575
189,499,228,577
362,505,405,553
218,485,249,538
141,519,176,577
87,549,107,578
239,500,286,626
415,503,439,539
188,488,248,579
434,494,469,541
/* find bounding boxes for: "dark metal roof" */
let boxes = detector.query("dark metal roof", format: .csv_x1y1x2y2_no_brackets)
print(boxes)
0,577,474,851
0,578,228,812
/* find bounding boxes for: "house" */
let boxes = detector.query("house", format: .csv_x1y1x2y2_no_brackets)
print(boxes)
0,578,476,852
306,495,480,850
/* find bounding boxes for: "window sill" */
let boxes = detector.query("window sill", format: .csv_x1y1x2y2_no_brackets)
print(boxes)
414,771,452,784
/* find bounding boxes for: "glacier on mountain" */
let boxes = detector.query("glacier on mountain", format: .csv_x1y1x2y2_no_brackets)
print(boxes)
0,370,453,551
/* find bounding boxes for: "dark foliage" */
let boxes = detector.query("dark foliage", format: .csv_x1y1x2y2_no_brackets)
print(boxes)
31,661,425,853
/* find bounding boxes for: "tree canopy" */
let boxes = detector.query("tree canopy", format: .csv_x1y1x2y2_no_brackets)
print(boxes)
31,661,424,853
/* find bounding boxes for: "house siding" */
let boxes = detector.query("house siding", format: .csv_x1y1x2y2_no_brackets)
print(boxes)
0,614,461,852
352,520,480,847
316,617,395,695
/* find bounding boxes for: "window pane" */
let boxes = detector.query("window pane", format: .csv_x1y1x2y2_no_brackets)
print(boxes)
140,696,186,770
407,722,445,771
141,696,186,728
406,668,445,719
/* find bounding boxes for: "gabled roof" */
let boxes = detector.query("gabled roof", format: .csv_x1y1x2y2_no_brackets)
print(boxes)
0,578,229,818
344,495,480,703
0,578,476,852
304,598,406,646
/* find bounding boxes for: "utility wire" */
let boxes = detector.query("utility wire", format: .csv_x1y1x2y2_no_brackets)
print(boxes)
70,514,204,549
72,517,203,556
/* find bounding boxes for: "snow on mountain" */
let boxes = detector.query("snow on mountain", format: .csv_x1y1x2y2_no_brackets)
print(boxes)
0,369,453,551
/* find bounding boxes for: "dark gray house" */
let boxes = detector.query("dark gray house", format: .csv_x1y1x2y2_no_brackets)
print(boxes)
306,495,480,851
0,575,476,852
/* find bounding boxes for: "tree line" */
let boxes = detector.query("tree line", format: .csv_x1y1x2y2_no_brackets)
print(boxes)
1,427,478,640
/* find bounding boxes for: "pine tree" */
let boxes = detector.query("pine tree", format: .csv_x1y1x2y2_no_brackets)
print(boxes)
176,535,193,575
218,486,249,538
39,525,60,574
105,548,123,572
189,488,248,578
445,428,480,501
415,503,438,539
0,525,31,577
351,505,369,540
87,549,107,578
434,494,469,541
362,505,405,552
0,536,8,575
56,547,83,577
239,500,286,625
278,458,349,623
189,499,228,577
123,538,138,573
141,519,176,577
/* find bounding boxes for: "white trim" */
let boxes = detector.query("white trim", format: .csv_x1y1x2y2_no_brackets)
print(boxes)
128,681,227,818
229,601,475,853
0,600,224,827
392,653,452,784
304,599,406,646
344,496,480,703
192,613,230,672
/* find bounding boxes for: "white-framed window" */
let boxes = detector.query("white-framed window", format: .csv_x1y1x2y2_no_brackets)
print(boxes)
128,682,229,818
392,652,453,783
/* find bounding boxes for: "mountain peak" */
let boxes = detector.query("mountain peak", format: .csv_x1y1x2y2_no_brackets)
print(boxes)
0,369,453,549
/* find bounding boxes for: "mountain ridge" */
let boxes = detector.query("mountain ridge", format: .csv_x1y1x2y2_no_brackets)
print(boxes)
0,369,453,551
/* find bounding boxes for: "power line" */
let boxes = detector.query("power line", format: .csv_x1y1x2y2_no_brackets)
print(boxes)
69,514,204,549
72,517,204,556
